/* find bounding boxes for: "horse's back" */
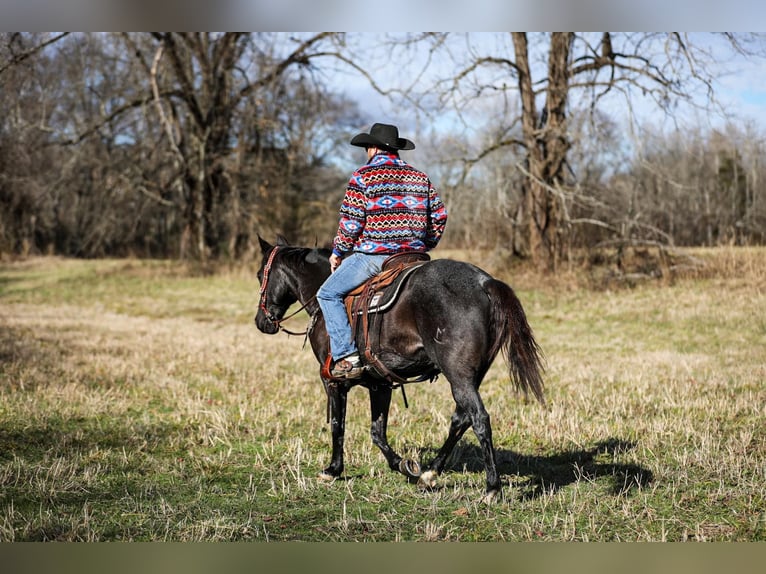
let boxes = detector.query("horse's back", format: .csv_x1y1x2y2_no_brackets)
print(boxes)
409,258,493,300
398,258,496,332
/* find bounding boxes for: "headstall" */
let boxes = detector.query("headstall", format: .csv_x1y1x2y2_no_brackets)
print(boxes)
257,245,315,337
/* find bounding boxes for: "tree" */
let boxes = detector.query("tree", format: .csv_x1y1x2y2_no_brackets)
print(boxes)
617,123,766,248
0,33,71,255
4,32,766,262
120,32,346,261
0,32,360,261
384,32,766,270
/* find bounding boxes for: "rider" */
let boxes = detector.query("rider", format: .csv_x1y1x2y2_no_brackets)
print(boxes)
317,123,448,380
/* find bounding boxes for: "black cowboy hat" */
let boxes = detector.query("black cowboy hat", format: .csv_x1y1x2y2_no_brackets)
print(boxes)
350,123,415,151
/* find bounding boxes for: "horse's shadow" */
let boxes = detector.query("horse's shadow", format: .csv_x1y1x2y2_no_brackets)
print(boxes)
422,438,653,499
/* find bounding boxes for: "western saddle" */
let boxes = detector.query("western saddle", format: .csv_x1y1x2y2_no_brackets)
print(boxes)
321,251,431,386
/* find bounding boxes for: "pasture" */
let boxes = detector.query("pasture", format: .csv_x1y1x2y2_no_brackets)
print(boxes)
0,248,764,541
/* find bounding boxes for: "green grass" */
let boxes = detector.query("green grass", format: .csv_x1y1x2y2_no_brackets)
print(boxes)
0,252,764,541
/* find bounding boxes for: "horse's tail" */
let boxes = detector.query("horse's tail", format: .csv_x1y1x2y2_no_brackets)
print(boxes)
484,279,546,405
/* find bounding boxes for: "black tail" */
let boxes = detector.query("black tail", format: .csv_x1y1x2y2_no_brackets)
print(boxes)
484,279,546,405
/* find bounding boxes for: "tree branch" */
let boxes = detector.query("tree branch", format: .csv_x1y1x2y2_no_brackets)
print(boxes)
237,32,336,102
0,32,70,76
151,43,186,167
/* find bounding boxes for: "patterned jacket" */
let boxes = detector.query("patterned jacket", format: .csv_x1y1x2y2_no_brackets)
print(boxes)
332,152,448,256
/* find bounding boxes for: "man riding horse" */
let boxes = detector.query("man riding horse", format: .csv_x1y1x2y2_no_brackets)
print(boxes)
255,124,544,500
316,123,448,380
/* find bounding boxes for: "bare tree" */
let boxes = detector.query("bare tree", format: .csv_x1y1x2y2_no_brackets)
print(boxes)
4,32,766,262
1,32,362,260
119,32,345,261
0,32,69,76
619,123,766,248
380,32,766,270
0,33,76,255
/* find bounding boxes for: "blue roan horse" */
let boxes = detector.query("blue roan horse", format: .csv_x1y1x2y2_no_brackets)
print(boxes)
254,236,545,501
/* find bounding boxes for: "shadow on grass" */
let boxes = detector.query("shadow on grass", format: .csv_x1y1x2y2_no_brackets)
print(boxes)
426,438,654,499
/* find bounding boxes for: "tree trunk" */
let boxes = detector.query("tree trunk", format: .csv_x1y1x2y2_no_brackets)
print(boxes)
180,154,208,262
512,32,574,271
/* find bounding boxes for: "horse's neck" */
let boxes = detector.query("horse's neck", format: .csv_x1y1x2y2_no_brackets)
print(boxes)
302,291,322,316
294,267,329,314
302,272,330,363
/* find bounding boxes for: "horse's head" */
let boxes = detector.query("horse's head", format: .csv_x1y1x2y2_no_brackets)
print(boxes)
254,235,297,334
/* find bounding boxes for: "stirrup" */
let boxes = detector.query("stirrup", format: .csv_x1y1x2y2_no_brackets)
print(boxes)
331,354,363,379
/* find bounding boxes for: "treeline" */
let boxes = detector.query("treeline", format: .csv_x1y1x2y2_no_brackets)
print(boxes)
0,32,359,261
1,33,765,264
443,116,766,254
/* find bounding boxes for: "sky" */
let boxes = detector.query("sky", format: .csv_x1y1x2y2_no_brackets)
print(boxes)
334,32,766,142
3,4,766,157
712,58,766,125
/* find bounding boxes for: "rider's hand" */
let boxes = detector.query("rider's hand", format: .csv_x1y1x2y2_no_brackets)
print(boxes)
329,253,342,272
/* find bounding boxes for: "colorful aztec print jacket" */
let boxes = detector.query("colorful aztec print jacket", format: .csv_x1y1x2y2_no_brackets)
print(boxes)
331,152,448,257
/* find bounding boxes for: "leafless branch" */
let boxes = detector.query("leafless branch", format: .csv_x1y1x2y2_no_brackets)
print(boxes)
150,43,185,167
0,32,70,76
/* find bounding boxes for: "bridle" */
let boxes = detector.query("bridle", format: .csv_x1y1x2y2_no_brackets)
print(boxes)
257,245,316,337
258,245,280,319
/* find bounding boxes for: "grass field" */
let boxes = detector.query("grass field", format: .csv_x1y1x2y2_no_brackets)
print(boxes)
0,248,764,541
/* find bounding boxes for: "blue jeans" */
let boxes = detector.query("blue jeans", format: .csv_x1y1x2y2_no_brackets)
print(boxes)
317,252,388,360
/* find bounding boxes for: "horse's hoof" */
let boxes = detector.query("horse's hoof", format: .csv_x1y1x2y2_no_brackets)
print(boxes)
418,470,438,490
318,471,338,482
398,458,422,479
481,489,501,504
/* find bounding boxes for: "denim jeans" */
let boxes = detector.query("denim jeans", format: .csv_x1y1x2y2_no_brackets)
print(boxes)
316,252,389,360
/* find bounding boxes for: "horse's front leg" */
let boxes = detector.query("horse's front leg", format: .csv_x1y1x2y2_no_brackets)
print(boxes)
369,386,421,480
319,380,347,480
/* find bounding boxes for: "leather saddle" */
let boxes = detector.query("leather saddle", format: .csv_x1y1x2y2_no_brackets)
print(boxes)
322,252,431,386
344,251,430,318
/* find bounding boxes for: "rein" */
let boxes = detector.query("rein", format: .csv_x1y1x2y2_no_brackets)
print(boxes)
258,245,316,337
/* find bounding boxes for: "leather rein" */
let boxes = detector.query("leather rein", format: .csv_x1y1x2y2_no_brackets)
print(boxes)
258,246,316,337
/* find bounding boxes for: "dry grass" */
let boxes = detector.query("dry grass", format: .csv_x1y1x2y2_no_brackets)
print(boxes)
0,250,764,541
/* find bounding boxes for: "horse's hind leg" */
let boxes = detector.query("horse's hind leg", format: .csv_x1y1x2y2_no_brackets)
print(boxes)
424,377,501,500
420,405,472,487
369,387,421,480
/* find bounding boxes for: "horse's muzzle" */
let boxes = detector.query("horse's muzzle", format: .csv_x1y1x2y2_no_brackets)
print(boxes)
254,311,280,334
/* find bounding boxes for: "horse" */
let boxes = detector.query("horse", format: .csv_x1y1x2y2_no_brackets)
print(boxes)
254,235,545,501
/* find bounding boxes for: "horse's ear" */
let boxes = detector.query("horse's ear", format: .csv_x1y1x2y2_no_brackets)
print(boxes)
258,235,272,254
276,234,289,246
305,248,319,264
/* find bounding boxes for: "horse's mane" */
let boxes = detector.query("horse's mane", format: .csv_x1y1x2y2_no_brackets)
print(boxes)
278,245,331,269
